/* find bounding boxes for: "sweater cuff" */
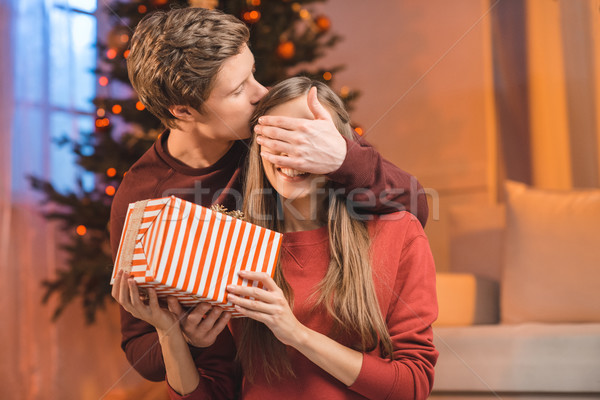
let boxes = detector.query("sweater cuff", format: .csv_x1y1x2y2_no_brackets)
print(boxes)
325,136,370,189
166,376,203,400
347,353,409,400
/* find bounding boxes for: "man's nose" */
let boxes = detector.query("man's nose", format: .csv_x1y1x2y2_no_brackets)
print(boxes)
251,82,269,105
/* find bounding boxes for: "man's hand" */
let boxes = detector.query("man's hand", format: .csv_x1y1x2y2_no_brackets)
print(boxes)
255,86,347,175
111,269,231,348
168,300,232,348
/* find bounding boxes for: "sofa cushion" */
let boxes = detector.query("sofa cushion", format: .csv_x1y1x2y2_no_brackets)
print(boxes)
501,181,600,323
432,323,600,393
447,203,506,281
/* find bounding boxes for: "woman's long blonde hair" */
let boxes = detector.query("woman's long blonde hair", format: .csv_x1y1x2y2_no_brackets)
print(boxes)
239,76,393,383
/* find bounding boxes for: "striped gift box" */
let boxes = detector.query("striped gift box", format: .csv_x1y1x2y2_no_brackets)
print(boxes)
110,196,282,317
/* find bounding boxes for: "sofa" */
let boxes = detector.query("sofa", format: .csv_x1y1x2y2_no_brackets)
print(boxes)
429,181,600,399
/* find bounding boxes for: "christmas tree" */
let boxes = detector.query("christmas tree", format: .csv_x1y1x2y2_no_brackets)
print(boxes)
31,0,359,323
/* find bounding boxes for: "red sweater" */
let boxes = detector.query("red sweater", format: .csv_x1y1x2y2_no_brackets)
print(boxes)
109,131,429,393
166,213,438,400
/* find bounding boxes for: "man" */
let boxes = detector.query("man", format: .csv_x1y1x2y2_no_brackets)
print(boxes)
110,7,428,397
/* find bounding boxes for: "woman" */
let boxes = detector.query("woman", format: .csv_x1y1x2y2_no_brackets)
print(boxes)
115,77,438,399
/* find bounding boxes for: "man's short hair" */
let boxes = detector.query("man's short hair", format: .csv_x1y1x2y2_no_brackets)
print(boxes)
127,8,250,129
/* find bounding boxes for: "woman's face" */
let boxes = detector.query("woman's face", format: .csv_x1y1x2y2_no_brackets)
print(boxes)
260,95,330,202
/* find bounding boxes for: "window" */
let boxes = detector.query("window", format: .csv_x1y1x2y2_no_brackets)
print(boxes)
12,0,97,195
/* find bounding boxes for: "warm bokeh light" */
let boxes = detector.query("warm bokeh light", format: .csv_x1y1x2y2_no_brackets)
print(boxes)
243,10,261,23
291,3,301,12
323,71,332,81
95,118,110,128
96,108,105,117
355,127,364,136
277,41,295,59
315,16,331,32
123,50,130,59
106,167,117,177
135,101,145,111
340,86,350,97
120,34,129,43
138,5,147,13
251,0,261,5
105,185,116,196
112,104,122,114
76,225,87,236
106,48,117,59
99,76,109,86
299,9,310,19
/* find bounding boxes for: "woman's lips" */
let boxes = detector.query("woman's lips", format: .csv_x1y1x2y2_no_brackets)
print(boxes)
276,167,310,182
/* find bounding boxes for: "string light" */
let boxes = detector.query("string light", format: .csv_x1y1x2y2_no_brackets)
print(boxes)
251,0,261,5
99,76,109,86
106,48,117,59
243,10,261,23
277,41,295,59
106,167,117,177
315,16,331,32
76,225,87,236
292,3,301,12
95,118,110,128
96,108,106,117
355,127,364,136
323,71,332,81
105,185,116,196
299,9,310,19
138,5,147,13
135,101,145,111
120,34,129,43
340,86,350,97
123,50,130,59
112,104,122,114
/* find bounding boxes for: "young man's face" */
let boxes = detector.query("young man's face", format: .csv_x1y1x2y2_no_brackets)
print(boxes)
194,43,268,141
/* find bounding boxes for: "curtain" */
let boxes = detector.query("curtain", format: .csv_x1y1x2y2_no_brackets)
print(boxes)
0,0,165,398
492,0,600,191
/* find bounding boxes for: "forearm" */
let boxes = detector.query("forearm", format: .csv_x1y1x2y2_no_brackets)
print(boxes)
158,328,200,396
293,325,363,386
326,136,429,226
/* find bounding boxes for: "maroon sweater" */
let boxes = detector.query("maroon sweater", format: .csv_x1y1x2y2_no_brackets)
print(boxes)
166,213,438,400
109,131,429,390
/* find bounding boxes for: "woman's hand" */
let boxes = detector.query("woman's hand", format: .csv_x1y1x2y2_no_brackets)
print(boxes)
111,269,180,334
226,270,305,347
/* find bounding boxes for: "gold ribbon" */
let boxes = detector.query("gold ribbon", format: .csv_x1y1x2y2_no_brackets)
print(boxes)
118,199,148,274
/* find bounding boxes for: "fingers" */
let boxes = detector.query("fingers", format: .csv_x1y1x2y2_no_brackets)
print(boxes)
167,296,184,318
257,115,304,131
227,283,278,304
118,271,133,309
111,270,122,301
207,312,231,337
260,151,303,170
147,287,160,310
232,304,266,322
237,270,280,292
307,86,332,121
185,302,213,327
227,293,278,314
255,133,296,155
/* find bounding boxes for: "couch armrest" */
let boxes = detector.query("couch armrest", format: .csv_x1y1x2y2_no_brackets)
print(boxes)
435,273,499,326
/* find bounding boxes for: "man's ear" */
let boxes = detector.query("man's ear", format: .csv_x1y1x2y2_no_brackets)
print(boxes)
169,105,194,121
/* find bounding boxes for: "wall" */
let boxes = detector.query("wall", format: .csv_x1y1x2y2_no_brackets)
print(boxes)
317,0,497,271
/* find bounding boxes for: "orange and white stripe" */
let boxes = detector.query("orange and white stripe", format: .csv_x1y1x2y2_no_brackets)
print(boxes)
110,196,282,317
